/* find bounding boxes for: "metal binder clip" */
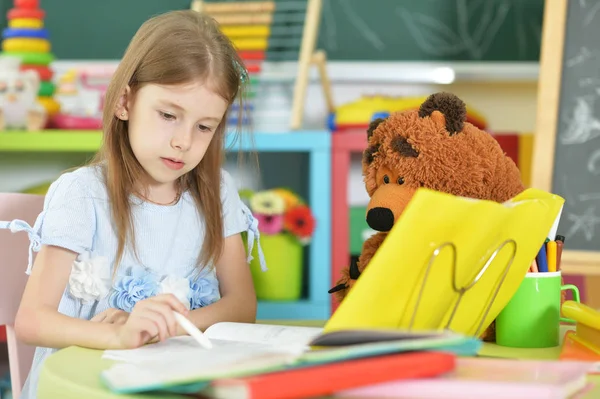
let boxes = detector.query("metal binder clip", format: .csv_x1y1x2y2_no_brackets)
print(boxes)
407,239,518,336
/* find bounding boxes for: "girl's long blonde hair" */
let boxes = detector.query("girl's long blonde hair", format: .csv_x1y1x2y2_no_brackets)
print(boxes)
92,10,248,270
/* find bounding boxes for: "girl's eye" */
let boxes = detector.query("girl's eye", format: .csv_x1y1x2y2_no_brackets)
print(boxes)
197,124,212,132
159,111,176,121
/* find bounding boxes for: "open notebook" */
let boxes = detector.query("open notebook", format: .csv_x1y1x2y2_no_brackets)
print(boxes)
101,322,481,394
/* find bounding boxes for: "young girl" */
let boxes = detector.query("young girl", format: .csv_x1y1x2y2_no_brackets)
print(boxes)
0,10,265,398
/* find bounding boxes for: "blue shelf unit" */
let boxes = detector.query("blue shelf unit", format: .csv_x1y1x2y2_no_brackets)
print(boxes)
226,130,332,321
0,129,333,321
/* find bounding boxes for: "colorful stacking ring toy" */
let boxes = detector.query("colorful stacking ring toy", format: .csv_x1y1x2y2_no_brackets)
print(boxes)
20,64,53,81
38,81,55,97
2,38,50,52
3,0,61,117
2,27,50,39
8,18,43,29
1,51,53,65
15,0,39,8
7,8,45,20
37,96,60,116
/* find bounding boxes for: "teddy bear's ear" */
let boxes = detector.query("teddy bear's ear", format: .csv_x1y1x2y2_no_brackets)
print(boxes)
367,117,387,139
418,92,467,136
363,144,379,165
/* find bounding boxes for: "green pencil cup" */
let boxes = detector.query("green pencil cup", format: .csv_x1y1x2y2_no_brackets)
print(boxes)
249,233,303,301
496,271,580,348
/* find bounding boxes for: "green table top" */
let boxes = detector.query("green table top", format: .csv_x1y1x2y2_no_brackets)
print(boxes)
37,322,600,399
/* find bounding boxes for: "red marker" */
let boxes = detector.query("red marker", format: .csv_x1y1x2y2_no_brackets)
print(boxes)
556,235,565,271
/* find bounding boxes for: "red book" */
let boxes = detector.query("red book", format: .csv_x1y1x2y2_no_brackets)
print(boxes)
204,351,455,399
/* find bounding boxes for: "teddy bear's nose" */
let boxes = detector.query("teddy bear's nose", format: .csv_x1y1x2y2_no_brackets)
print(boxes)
366,207,395,232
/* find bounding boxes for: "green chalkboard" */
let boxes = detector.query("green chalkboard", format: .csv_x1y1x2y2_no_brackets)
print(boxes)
0,0,544,61
318,0,544,61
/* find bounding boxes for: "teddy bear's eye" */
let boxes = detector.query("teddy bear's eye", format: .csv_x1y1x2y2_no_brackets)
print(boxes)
397,177,405,185
383,175,390,184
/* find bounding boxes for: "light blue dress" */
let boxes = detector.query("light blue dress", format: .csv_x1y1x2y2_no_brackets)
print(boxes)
0,164,265,399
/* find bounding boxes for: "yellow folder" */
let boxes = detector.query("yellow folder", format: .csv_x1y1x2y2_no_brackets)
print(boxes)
325,188,565,337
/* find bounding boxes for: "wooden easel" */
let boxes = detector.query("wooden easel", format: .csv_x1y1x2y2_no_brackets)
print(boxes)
190,0,334,130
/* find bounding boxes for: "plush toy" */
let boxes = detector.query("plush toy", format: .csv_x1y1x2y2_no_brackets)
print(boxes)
328,92,525,341
0,55,47,131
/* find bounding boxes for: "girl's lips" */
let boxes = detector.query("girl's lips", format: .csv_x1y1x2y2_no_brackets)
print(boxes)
161,157,185,170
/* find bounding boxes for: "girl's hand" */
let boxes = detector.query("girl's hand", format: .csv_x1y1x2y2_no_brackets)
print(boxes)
91,308,130,325
115,294,189,349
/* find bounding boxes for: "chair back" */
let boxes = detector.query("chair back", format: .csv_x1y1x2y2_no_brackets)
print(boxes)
0,193,44,399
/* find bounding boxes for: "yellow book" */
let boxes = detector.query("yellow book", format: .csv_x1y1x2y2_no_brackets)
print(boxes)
325,188,565,337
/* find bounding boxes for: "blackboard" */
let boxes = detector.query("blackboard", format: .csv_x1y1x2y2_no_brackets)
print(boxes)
532,0,600,273
0,0,544,61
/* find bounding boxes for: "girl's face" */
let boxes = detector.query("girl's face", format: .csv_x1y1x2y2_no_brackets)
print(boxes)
119,80,229,190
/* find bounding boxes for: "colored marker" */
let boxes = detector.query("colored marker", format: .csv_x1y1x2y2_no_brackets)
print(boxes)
547,240,557,272
556,235,565,271
530,258,539,273
537,242,548,273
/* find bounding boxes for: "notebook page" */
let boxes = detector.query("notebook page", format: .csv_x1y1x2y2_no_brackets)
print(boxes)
102,344,298,392
204,322,323,350
103,336,273,364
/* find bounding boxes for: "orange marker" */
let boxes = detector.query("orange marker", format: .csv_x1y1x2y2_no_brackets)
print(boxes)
547,240,557,272
530,258,539,273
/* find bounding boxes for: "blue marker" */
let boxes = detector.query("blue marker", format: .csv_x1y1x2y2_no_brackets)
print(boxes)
536,242,549,273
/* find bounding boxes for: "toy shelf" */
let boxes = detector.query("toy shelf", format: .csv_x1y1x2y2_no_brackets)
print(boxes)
0,130,331,153
0,129,332,320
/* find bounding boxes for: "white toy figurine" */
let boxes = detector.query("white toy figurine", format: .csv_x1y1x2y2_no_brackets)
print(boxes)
0,55,47,131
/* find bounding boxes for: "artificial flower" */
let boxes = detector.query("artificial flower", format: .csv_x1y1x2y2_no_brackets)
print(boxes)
284,205,316,241
68,255,111,305
189,277,220,310
250,190,285,215
255,213,284,234
272,188,301,210
159,275,191,310
109,267,160,312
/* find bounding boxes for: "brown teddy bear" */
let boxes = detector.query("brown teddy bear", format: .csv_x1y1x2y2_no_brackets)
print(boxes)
328,92,525,341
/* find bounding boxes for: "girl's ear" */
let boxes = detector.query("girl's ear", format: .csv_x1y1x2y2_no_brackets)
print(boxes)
114,85,132,120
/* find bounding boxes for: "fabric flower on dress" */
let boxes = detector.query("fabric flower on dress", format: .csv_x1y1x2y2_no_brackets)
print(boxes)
109,266,160,312
189,277,220,310
159,275,191,310
250,190,285,215
68,254,111,305
255,213,283,234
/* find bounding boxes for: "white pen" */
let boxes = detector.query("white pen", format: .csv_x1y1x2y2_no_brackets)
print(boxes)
173,311,213,349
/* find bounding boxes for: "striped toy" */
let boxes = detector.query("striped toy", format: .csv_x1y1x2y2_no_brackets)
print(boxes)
192,0,334,130
1,0,60,119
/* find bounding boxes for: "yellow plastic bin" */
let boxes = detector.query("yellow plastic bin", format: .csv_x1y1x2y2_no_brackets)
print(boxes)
249,232,303,301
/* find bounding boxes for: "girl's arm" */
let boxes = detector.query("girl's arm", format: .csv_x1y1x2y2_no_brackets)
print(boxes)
187,233,257,330
16,245,123,349
15,245,188,350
